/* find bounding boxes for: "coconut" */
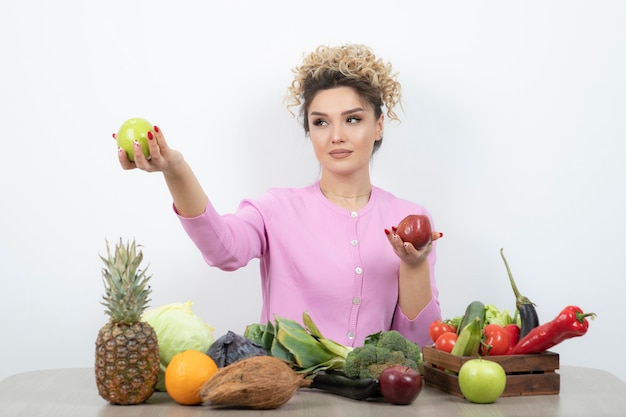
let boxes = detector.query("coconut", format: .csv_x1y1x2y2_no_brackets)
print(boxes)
200,356,311,409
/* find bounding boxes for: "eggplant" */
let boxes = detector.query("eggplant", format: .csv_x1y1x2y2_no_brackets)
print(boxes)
308,370,382,400
500,248,540,338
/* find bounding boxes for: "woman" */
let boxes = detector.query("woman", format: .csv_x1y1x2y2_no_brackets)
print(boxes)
118,44,442,348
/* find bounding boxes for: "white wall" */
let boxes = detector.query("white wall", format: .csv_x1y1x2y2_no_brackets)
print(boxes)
1,1,624,383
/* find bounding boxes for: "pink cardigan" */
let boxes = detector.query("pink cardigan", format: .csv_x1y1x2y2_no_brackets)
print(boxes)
177,181,441,348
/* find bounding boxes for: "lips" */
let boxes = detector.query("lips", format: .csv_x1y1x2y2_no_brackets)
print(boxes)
329,149,352,159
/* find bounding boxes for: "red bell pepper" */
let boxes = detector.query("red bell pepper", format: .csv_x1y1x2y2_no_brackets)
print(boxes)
509,305,596,355
504,323,521,353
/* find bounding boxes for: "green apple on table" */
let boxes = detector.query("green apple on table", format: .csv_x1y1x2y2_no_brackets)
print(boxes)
116,117,153,161
458,359,507,404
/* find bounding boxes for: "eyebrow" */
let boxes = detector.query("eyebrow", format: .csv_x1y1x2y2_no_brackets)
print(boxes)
309,107,366,117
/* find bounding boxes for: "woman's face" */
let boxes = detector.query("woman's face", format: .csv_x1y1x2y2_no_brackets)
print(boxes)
307,87,383,178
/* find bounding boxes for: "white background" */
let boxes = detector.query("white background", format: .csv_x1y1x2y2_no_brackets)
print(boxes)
1,1,624,383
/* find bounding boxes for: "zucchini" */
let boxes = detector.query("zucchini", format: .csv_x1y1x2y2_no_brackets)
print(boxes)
451,316,482,356
457,300,486,335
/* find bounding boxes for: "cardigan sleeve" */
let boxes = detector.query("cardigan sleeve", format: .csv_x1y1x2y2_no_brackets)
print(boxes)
390,245,442,348
391,297,441,348
174,195,271,271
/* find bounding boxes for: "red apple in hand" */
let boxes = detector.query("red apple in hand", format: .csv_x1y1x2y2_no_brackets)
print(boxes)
396,214,432,249
379,365,423,405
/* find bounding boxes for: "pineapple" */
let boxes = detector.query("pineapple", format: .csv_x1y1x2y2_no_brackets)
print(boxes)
95,238,160,405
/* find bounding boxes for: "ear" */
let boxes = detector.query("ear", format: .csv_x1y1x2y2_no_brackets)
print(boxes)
375,114,384,140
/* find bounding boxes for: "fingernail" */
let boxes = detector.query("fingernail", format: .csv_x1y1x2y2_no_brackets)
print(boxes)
391,226,397,232
384,229,390,235
439,232,444,238
112,133,117,139
147,131,154,140
134,140,140,147
153,125,160,133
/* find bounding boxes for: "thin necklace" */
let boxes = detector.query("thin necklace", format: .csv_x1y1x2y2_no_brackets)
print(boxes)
320,188,372,199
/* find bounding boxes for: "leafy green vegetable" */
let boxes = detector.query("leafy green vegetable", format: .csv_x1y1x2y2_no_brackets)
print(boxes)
142,301,215,390
245,312,353,375
484,304,515,327
448,315,464,331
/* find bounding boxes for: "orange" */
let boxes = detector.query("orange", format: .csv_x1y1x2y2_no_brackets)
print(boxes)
165,349,219,405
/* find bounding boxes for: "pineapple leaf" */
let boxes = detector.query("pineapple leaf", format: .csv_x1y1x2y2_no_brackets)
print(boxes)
100,238,152,324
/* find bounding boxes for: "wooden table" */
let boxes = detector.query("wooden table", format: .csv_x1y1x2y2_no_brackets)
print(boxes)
1,366,625,416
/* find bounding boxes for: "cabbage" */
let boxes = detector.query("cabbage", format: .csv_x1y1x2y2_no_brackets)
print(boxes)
484,304,515,327
142,301,215,390
207,330,269,368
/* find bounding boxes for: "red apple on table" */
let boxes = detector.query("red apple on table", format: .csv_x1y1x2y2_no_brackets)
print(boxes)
396,214,432,249
379,365,423,405
116,117,153,162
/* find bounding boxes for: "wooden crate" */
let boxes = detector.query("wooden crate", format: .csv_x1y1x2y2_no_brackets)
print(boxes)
421,345,560,397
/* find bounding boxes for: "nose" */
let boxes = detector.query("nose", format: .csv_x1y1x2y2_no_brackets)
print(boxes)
331,126,344,143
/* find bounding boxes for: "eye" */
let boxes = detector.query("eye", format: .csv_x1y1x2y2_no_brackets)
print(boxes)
311,118,328,127
346,116,362,124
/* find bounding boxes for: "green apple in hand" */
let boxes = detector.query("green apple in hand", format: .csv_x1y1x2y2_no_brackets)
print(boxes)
458,359,506,404
116,117,153,161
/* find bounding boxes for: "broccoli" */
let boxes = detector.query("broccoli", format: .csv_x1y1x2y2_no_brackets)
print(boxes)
343,330,422,379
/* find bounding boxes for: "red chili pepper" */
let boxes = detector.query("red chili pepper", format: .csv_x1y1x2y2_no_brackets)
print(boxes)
509,305,596,355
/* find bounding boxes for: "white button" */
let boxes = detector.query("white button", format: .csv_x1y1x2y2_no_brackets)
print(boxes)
351,211,358,218
351,239,358,246
347,331,355,339
355,267,363,274
352,297,360,305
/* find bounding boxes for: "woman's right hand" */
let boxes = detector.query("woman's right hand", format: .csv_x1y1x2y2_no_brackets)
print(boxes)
116,124,209,217
117,125,184,175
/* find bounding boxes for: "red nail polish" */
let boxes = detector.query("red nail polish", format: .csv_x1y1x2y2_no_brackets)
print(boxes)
439,232,444,238
153,125,160,133
384,229,390,235
112,133,117,139
147,131,154,140
391,226,397,232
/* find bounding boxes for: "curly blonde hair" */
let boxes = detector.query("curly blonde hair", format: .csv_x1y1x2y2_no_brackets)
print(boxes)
286,44,402,126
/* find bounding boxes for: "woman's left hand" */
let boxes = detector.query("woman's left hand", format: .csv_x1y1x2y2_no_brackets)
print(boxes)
385,229,442,267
